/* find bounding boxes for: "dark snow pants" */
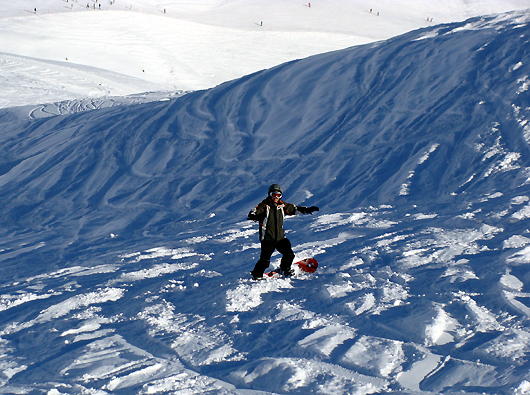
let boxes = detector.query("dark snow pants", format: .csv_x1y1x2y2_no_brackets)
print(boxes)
252,238,295,277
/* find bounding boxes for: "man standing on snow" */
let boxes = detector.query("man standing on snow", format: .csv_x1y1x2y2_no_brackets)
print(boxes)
247,184,319,280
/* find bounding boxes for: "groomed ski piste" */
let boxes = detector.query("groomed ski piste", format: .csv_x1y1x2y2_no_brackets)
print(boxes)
1,1,530,394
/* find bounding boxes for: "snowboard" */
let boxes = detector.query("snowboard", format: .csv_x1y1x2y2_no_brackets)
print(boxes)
265,258,318,278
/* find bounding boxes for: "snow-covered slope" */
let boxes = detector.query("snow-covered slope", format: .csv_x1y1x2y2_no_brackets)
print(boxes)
1,10,530,395
1,0,530,108
2,10,529,238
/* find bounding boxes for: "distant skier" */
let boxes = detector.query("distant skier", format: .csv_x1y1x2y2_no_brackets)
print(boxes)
247,184,319,280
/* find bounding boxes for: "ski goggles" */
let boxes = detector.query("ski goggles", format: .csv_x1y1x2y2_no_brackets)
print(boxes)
270,191,282,198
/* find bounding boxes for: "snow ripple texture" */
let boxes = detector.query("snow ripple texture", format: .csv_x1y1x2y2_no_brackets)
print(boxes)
0,10,530,395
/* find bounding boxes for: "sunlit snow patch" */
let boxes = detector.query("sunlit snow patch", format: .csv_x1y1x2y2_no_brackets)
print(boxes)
312,210,397,232
453,291,504,332
231,357,388,394
341,335,405,377
425,304,459,346
503,235,530,249
111,262,198,284
0,292,57,313
500,272,530,317
36,288,125,323
511,195,529,204
120,247,203,262
226,279,293,312
512,203,530,220
398,225,503,269
138,301,244,366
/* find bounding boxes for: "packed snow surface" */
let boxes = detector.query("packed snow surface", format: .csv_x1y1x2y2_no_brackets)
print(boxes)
1,1,530,395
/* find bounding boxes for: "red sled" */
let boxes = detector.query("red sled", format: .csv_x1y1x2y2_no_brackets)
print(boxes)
296,257,319,273
265,258,318,277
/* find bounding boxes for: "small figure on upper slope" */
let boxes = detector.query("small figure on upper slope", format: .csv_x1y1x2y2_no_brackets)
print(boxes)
247,184,319,280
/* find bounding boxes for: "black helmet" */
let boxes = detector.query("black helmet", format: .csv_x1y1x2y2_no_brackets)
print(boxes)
268,184,283,195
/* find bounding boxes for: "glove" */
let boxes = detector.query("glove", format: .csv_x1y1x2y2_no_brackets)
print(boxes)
298,206,319,214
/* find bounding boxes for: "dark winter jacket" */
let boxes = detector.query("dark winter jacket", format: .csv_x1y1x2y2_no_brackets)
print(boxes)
248,197,300,241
